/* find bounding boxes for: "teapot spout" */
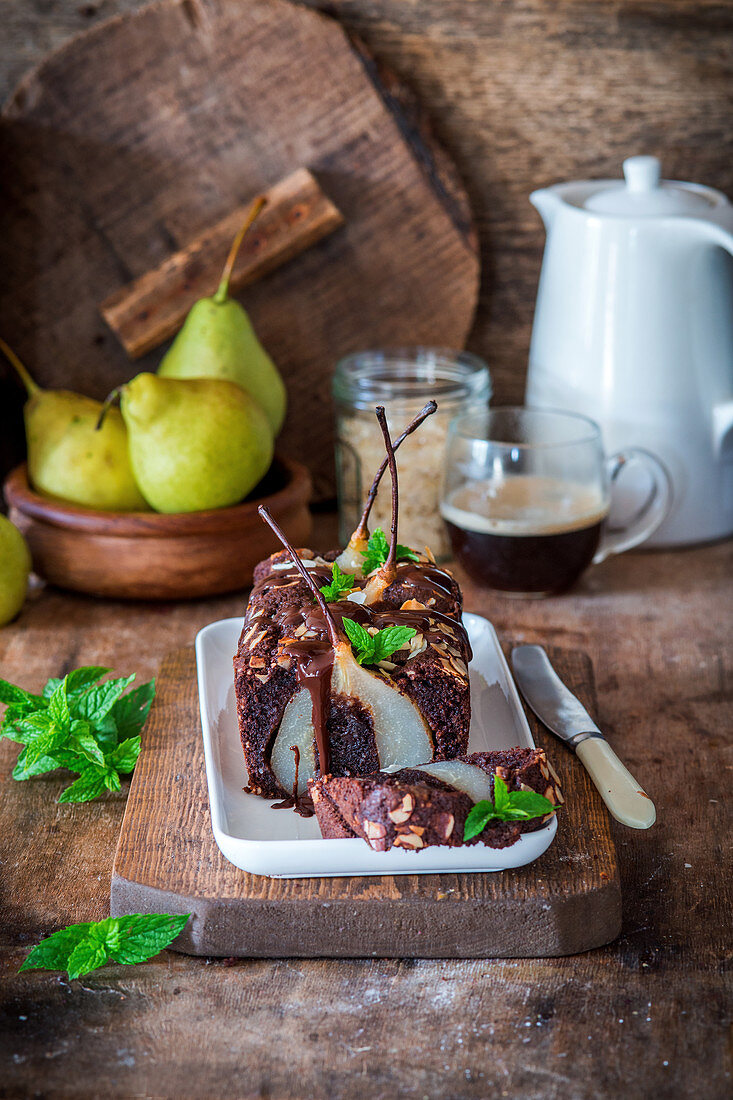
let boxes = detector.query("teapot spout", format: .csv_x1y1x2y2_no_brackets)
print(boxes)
530,188,561,233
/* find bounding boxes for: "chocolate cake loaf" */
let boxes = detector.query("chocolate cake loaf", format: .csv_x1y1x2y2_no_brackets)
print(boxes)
234,403,473,805
309,749,563,851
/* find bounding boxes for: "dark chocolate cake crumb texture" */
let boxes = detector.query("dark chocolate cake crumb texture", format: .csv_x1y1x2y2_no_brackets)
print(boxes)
310,749,564,852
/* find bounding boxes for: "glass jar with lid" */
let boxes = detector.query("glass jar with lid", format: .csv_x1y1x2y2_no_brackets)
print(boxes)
333,348,491,560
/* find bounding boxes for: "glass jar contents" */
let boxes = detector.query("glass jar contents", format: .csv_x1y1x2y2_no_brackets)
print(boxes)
333,349,491,560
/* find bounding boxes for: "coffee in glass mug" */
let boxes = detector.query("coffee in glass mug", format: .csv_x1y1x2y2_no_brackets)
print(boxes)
440,408,671,596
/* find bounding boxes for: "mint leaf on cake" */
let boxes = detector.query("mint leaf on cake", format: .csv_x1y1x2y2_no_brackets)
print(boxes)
318,562,356,602
463,776,557,840
342,617,416,666
361,527,419,575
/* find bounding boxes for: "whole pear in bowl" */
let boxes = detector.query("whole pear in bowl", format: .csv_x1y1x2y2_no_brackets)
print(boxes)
0,338,148,512
119,373,274,513
0,515,31,625
158,197,287,435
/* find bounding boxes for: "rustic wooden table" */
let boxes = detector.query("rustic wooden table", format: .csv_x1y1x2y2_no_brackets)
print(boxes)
1,518,730,1098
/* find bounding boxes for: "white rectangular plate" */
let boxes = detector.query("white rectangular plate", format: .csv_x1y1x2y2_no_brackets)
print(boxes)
196,613,556,877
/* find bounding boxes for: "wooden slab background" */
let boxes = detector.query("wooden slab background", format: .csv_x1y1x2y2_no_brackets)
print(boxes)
0,0,479,499
2,1,731,488
111,644,621,958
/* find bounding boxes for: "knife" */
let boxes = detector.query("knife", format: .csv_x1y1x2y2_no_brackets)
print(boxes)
511,645,656,829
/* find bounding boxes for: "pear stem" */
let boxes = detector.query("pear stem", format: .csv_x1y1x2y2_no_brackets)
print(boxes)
353,400,437,542
214,194,268,304
375,406,399,587
258,506,341,649
96,386,123,431
0,337,40,398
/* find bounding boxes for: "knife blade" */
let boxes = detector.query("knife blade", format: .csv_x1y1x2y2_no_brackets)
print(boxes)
511,645,656,830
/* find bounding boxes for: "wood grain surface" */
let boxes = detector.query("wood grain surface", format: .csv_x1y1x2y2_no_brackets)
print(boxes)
1,0,731,421
1,3,732,1092
0,0,479,499
111,645,620,958
0,513,731,1097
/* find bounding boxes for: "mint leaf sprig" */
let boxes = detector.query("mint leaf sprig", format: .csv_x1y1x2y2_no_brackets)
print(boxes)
0,668,155,803
463,776,557,841
318,562,356,602
342,617,416,666
361,528,419,575
19,913,190,981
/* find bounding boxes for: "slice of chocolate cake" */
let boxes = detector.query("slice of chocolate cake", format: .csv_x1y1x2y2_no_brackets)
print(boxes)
234,404,472,805
309,749,563,851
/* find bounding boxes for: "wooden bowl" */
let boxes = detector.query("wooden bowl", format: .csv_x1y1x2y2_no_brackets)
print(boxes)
4,457,312,600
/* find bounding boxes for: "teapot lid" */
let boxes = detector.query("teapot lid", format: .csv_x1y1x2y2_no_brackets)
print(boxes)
584,156,714,216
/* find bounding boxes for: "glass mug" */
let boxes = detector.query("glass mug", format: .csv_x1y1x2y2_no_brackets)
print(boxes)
440,407,672,596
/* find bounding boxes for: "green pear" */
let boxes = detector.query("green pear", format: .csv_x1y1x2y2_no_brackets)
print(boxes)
0,339,148,512
0,515,31,625
120,373,274,513
158,197,287,435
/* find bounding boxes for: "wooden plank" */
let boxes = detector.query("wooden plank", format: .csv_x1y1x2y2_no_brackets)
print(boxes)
1,0,731,451
0,0,479,499
100,168,345,359
110,644,620,958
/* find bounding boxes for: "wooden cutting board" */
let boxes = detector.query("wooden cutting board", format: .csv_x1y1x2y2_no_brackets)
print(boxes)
0,0,479,499
110,645,621,958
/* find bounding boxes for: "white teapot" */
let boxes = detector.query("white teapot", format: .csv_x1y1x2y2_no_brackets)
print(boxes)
526,156,733,546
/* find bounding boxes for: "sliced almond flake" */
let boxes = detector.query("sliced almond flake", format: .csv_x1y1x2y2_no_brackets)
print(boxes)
400,598,427,611
449,656,468,677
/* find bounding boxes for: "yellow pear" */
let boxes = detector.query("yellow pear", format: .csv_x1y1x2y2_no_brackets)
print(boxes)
119,373,274,513
0,339,148,512
158,197,287,435
0,516,31,625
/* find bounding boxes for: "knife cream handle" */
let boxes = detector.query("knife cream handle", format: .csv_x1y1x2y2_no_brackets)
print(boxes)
576,738,656,829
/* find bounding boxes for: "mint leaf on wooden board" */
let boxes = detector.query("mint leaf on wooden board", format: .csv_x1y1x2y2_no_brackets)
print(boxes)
12,750,64,781
0,680,44,708
108,682,155,742
19,914,191,979
71,675,135,726
67,939,109,981
65,667,112,694
463,776,557,841
361,527,419,575
102,914,190,965
19,924,94,974
108,735,142,774
0,668,154,802
57,769,109,804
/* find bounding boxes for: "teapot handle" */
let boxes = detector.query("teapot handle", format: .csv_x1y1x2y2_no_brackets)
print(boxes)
594,448,672,563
